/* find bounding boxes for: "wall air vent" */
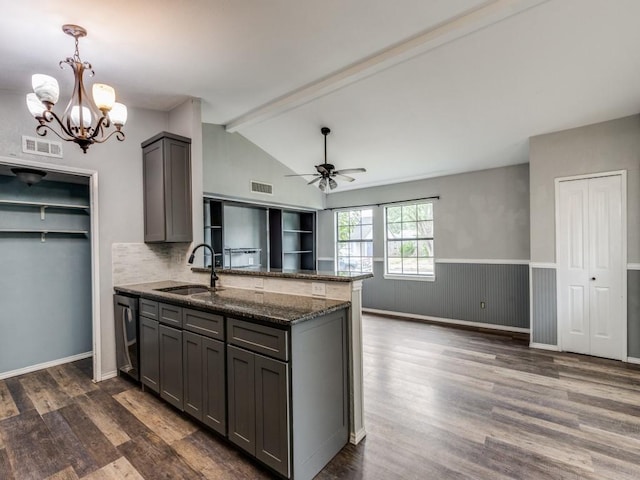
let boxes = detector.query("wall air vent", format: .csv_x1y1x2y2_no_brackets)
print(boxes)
22,136,63,158
251,180,273,195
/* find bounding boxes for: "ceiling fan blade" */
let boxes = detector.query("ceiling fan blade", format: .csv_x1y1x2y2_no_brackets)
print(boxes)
307,176,322,185
284,173,317,177
334,168,366,174
334,173,355,182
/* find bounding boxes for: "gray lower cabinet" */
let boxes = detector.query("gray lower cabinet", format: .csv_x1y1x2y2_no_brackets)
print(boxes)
183,331,226,435
159,324,183,409
227,345,256,452
140,316,159,393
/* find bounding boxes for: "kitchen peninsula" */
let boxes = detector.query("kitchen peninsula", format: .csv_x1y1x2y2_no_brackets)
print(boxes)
114,267,371,480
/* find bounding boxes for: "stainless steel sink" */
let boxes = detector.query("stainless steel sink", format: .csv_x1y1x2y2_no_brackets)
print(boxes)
154,285,211,295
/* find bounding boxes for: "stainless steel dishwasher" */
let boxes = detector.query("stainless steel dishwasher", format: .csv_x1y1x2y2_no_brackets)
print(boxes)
114,294,139,382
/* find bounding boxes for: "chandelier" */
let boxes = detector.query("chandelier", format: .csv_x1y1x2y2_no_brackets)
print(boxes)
26,24,127,153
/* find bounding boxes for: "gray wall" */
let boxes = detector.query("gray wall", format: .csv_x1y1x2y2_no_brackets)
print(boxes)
320,163,530,260
0,89,170,376
202,124,324,210
529,115,640,352
223,204,267,267
530,114,640,264
318,164,531,329
0,175,91,374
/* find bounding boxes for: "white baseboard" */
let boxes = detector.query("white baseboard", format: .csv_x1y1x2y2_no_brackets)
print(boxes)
626,357,640,365
100,370,119,381
0,351,93,380
530,342,560,351
362,308,530,334
349,428,367,445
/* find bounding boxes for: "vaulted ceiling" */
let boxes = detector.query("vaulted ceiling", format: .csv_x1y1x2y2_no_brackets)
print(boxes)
2,0,640,191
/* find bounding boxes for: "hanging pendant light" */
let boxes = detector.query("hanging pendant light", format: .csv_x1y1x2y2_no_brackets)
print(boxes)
26,24,127,153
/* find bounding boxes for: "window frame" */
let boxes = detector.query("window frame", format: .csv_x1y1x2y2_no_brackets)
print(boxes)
383,201,435,281
335,207,374,274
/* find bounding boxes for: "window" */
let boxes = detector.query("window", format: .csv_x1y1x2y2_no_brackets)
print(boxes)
384,202,434,278
336,208,373,273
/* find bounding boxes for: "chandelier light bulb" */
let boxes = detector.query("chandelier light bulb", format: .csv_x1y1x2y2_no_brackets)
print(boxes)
110,102,128,127
32,74,59,105
70,106,92,128
26,93,45,118
92,83,116,111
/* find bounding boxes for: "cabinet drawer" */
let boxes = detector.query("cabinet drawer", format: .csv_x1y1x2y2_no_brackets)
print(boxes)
159,302,183,327
183,308,224,340
227,318,288,361
140,299,158,320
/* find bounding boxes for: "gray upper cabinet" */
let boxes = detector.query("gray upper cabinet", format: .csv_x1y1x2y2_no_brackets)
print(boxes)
142,132,192,243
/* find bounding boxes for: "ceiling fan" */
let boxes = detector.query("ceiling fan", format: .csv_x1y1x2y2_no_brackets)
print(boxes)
286,127,366,191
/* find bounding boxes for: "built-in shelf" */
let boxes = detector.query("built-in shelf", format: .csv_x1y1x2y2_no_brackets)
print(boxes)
0,199,89,210
206,226,222,229
0,228,89,242
283,229,313,234
284,250,313,254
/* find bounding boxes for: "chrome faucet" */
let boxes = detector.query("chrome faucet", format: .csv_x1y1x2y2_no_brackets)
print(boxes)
188,243,219,289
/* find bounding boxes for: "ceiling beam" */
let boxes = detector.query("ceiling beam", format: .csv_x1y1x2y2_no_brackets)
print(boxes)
225,0,550,133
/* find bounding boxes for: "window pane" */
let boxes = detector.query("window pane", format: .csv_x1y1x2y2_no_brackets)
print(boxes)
387,222,401,239
417,203,433,221
388,240,402,257
403,222,417,238
362,223,373,240
338,226,350,241
401,240,417,257
349,210,361,225
402,257,418,274
388,257,403,274
418,258,434,275
337,242,349,256
425,239,434,257
361,209,373,225
350,224,362,240
402,204,417,222
417,220,433,238
363,241,373,256
387,206,402,223
362,257,373,272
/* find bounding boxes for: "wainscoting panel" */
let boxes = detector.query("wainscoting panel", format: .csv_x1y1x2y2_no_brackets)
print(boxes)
628,270,640,358
531,268,557,345
361,262,529,329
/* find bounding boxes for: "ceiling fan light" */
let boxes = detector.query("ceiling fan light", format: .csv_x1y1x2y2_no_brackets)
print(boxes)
26,93,45,118
329,178,337,190
319,177,327,191
110,102,128,127
32,74,59,105
92,83,116,111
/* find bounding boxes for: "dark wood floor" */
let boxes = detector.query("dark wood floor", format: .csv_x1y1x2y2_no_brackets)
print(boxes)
2,314,640,479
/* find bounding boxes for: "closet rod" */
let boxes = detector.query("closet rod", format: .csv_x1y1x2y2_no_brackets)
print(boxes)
324,195,440,211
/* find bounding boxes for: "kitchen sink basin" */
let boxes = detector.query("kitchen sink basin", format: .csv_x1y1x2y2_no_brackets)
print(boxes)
154,285,212,295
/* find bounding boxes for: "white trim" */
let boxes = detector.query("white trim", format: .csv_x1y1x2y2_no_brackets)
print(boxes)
529,264,534,345
627,263,640,270
435,258,530,265
0,351,93,380
363,308,530,333
383,274,435,282
350,428,367,445
529,343,559,352
529,262,557,269
0,155,102,382
554,170,627,361
225,0,550,132
100,370,119,380
626,357,640,365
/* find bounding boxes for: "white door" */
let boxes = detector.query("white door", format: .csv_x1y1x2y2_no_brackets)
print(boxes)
557,174,623,360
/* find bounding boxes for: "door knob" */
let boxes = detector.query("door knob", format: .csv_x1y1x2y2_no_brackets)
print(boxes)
591,277,596,281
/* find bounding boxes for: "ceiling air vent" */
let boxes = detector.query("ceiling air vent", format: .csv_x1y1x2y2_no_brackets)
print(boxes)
22,135,63,158
251,180,273,195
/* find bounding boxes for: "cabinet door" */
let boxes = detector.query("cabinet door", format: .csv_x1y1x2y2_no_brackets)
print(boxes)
202,337,226,435
140,316,159,393
142,141,166,242
159,325,183,410
255,354,290,477
227,345,256,454
164,138,192,242
183,331,203,420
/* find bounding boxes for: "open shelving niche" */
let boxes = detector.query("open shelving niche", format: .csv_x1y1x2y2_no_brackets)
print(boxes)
0,199,90,242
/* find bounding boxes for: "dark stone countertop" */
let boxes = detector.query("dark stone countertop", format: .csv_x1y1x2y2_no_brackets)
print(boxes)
114,280,350,326
191,267,373,282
